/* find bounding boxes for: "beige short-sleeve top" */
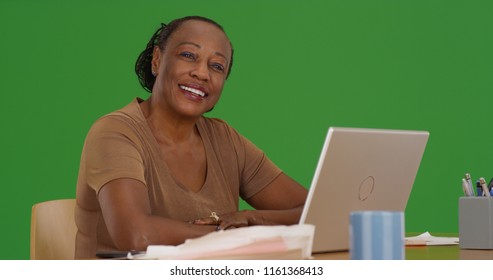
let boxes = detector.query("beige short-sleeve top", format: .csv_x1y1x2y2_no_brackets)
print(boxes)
74,98,282,259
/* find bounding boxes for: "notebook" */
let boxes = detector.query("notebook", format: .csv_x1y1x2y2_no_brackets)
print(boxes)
299,127,429,253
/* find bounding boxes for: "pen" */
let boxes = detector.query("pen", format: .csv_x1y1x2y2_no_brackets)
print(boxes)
476,180,483,196
479,177,491,197
462,178,473,196
465,173,475,196
489,178,493,196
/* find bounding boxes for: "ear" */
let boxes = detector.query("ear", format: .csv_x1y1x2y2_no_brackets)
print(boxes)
151,46,161,75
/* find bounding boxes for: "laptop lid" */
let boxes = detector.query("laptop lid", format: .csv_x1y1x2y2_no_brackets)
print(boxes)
299,127,429,253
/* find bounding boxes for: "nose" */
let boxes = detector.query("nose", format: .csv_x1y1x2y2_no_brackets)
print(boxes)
190,61,210,81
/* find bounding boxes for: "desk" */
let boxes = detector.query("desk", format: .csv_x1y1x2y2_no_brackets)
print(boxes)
101,245,493,260
312,245,493,260
101,232,493,260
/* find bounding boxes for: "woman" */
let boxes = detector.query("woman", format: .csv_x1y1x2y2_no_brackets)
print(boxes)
74,16,307,259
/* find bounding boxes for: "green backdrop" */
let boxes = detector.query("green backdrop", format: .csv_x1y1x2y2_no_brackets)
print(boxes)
1,0,492,259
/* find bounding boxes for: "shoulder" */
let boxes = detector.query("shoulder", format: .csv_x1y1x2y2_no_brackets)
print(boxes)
199,117,262,154
86,99,145,142
200,116,230,129
199,117,243,140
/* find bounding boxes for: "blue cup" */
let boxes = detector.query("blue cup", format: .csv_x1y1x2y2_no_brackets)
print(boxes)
350,211,404,260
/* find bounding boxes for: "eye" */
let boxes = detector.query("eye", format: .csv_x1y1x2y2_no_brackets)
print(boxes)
180,51,196,60
210,63,225,73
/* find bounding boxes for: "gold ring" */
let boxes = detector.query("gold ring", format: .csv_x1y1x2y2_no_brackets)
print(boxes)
210,212,219,223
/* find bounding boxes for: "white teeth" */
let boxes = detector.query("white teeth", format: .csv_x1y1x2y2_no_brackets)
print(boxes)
180,85,205,97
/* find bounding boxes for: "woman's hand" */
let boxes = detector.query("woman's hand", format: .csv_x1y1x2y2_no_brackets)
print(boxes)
192,210,251,230
193,173,307,231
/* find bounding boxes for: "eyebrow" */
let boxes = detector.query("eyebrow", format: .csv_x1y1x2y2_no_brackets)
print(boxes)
177,41,229,63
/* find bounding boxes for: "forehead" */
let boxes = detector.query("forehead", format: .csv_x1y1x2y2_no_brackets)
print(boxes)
168,20,232,58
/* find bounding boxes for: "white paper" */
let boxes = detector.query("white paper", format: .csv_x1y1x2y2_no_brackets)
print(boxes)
135,224,315,260
405,232,459,246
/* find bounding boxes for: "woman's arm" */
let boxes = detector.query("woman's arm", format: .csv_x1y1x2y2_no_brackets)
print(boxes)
98,178,216,251
194,173,308,230
244,172,307,224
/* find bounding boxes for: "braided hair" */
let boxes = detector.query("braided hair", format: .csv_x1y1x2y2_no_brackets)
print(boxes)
135,16,234,93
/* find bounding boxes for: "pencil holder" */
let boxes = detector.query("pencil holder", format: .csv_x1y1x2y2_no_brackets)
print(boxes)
459,197,493,249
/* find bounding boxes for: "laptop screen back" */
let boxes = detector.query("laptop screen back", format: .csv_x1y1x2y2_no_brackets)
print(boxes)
299,127,429,253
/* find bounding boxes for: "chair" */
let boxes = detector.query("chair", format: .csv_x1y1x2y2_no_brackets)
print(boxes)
30,199,77,260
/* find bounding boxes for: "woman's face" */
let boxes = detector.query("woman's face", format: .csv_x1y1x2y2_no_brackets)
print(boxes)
151,20,232,119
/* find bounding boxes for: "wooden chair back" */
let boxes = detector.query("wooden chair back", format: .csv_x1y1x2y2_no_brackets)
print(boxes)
30,199,77,259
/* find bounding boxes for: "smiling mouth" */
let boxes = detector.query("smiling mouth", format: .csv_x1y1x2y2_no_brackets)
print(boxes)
179,85,207,98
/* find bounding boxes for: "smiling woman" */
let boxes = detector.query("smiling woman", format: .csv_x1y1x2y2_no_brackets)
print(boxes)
74,15,308,260
145,19,231,118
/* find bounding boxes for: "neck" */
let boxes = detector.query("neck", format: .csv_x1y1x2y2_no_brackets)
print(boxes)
139,98,200,145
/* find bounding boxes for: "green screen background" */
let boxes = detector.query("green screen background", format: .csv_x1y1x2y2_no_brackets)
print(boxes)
1,0,492,259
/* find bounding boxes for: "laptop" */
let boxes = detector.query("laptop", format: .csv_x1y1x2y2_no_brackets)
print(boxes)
299,127,429,253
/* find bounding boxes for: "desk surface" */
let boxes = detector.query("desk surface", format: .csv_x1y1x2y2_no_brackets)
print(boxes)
105,245,493,260
312,245,493,260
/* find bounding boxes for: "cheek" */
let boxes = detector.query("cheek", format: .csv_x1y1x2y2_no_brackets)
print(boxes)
211,86,225,103
159,57,186,77
211,76,227,92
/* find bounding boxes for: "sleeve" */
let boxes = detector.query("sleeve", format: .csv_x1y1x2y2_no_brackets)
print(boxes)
223,122,282,200
82,116,146,195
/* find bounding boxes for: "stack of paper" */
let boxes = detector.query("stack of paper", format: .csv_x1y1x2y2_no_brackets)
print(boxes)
405,232,459,246
133,224,315,260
